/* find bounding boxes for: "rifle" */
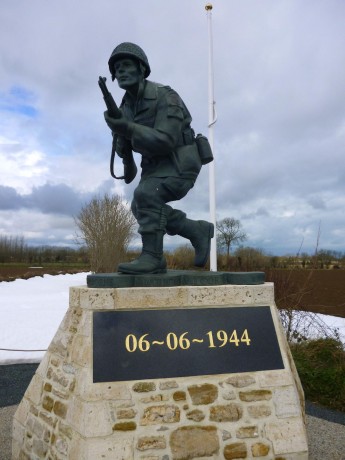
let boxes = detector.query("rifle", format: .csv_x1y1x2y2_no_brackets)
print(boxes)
98,76,124,180
98,76,122,119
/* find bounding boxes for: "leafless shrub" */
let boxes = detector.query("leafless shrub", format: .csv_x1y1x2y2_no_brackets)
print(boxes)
166,245,195,270
75,194,136,273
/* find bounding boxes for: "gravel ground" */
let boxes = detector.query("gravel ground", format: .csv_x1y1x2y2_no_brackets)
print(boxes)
1,405,344,460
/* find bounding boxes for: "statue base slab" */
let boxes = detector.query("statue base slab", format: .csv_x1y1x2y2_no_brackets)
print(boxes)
87,269,265,288
13,279,308,460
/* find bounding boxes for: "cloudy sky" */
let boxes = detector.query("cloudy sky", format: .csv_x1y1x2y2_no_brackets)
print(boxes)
1,0,344,255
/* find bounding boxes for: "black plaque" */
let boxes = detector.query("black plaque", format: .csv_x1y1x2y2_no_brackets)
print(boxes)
93,306,284,383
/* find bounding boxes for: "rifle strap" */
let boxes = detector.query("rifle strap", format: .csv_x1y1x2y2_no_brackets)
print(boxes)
110,134,124,180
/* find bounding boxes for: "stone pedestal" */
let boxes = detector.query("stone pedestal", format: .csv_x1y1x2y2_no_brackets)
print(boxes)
12,281,308,460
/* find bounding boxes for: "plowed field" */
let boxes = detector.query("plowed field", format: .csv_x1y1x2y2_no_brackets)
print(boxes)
0,265,87,282
266,269,345,318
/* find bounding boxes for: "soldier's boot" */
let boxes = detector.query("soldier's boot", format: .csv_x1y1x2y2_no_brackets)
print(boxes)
117,232,167,274
178,219,214,267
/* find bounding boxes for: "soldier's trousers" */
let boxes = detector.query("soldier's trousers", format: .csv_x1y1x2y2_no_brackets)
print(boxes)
131,176,195,235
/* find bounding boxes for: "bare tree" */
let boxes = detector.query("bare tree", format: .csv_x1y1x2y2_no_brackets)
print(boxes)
75,194,136,273
216,217,247,263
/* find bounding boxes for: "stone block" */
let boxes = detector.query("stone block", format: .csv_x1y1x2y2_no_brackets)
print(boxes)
239,390,272,402
53,400,68,419
225,375,256,388
42,395,54,412
67,397,113,437
222,390,237,400
252,282,274,303
69,435,135,460
44,382,52,392
60,306,83,333
265,419,308,455
133,382,156,393
236,425,259,438
140,394,169,403
140,405,180,425
187,383,218,405
74,368,131,401
70,334,91,367
50,356,60,367
14,398,31,425
258,370,293,388
38,411,57,428
32,438,48,457
186,409,205,422
113,421,137,431
114,286,188,310
187,285,257,307
11,439,22,460
139,456,160,460
55,436,69,455
247,404,272,418
49,329,72,358
35,352,51,379
209,403,243,422
251,442,270,457
52,387,69,400
29,405,38,417
222,430,232,441
69,286,81,307
159,380,178,390
173,391,186,401
137,436,166,451
76,309,92,337
273,387,301,418
58,421,73,440
79,287,116,310
31,418,45,438
12,419,25,445
170,426,219,460
223,442,247,459
116,408,136,419
24,374,43,406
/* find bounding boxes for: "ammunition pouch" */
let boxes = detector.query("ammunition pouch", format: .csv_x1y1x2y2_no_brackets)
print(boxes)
179,129,214,165
195,133,214,165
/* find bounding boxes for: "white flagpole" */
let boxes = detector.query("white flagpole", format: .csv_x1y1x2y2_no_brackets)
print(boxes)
205,3,217,271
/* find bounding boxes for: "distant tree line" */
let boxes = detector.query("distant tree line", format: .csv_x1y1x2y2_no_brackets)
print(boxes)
0,235,88,265
1,232,345,271
2,205,345,272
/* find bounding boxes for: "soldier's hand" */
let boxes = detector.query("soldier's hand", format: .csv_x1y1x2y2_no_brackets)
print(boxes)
104,111,129,137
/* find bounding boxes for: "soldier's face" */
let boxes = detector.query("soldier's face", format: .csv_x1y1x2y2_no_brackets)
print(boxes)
114,58,142,91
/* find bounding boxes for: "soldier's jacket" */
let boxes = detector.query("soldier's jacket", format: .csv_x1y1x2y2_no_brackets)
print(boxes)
115,80,202,180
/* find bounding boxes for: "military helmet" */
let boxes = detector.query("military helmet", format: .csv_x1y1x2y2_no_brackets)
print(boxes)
108,42,151,80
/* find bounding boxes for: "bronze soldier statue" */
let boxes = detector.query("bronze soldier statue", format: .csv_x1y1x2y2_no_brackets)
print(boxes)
103,42,214,274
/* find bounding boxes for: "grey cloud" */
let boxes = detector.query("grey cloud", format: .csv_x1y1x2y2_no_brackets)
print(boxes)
0,185,25,210
0,183,85,216
307,196,326,210
242,207,270,220
27,183,84,215
0,181,126,217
